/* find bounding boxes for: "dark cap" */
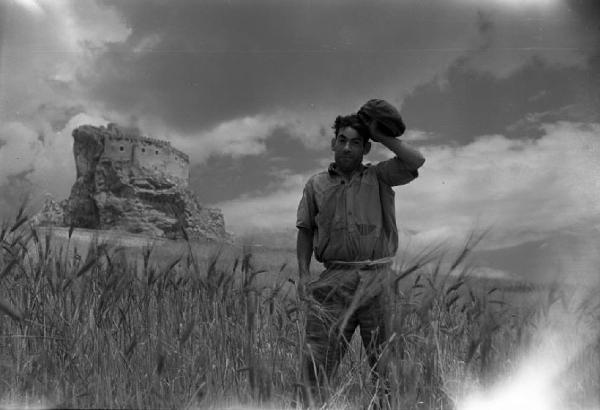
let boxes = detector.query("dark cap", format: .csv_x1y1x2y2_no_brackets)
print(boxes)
357,99,406,137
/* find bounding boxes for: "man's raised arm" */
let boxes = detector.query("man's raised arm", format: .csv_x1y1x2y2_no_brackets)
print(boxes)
375,134,425,170
358,98,425,170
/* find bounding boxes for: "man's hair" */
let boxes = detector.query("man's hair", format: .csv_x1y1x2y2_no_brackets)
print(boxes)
332,114,370,145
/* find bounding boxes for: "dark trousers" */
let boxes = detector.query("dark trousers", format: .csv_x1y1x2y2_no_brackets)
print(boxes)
302,265,391,407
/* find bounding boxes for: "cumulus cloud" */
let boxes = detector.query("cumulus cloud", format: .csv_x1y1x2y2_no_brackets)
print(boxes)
82,0,590,138
140,110,329,166
0,0,130,118
174,116,276,161
0,122,41,185
28,113,110,192
0,0,130,216
0,112,110,217
451,1,595,78
216,172,309,235
80,0,487,134
399,121,600,249
218,121,600,254
9,0,45,15
218,193,299,235
401,56,600,146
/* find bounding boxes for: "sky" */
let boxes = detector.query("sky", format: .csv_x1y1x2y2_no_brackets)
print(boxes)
1,0,599,282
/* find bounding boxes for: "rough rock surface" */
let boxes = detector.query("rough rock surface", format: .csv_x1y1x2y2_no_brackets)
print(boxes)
31,195,67,227
33,124,230,241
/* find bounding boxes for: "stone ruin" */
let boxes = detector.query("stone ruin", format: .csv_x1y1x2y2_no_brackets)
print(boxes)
32,123,230,241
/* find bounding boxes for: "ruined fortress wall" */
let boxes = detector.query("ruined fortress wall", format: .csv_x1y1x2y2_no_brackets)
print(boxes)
105,136,135,162
133,139,189,182
103,130,190,183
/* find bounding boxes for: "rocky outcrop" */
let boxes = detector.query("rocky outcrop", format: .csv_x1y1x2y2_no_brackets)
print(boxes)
31,195,66,227
34,124,230,242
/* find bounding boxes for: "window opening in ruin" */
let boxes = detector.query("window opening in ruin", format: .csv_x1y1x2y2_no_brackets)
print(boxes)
120,146,124,151
142,148,146,153
155,150,159,155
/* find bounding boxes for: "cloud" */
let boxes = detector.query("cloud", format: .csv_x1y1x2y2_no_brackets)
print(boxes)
175,116,277,161
28,113,110,193
9,0,45,16
217,173,308,235
81,0,490,134
139,110,330,167
0,112,110,218
0,0,131,218
188,123,328,204
452,1,596,78
218,121,600,254
0,0,130,118
0,122,41,183
0,0,130,217
86,0,593,137
399,121,600,249
401,56,600,145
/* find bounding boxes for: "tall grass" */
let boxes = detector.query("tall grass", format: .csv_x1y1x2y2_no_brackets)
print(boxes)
1,211,599,409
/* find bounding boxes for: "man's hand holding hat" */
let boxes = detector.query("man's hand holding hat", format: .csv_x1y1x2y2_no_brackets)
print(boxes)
357,99,406,142
358,98,425,170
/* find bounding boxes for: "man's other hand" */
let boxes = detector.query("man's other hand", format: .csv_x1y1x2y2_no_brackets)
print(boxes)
297,279,307,301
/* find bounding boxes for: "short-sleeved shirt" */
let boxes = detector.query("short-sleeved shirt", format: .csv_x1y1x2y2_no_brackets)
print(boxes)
296,157,418,263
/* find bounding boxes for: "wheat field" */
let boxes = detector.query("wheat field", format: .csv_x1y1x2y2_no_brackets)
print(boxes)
1,209,599,409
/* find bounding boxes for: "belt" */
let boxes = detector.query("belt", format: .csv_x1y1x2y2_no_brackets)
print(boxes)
324,256,394,270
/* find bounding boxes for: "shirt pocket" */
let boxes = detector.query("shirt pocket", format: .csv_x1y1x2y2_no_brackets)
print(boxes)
355,223,377,236
351,174,382,229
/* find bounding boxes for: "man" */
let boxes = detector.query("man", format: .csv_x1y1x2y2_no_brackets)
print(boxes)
296,99,425,407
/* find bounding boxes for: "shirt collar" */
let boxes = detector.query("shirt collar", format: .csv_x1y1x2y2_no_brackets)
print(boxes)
327,162,369,177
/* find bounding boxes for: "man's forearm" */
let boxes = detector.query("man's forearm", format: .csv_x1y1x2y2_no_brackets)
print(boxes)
296,227,313,279
378,136,425,170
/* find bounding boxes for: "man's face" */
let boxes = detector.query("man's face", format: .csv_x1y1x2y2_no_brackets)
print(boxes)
331,126,370,174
